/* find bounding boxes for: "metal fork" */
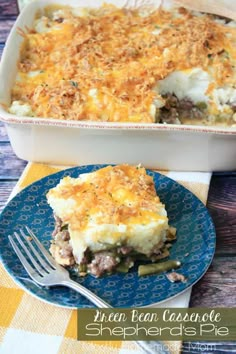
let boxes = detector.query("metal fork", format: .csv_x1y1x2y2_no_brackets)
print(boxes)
8,226,169,354
8,226,111,308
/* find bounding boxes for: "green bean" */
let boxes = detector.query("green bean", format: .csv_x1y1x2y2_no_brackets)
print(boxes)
61,224,68,231
196,101,207,110
116,263,131,273
132,254,150,261
79,263,87,273
138,260,181,277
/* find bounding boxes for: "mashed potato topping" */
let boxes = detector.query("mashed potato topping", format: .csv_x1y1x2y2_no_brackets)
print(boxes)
9,4,236,126
47,165,172,276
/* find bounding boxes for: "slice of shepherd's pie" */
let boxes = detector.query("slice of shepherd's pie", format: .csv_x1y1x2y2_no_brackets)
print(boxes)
47,164,175,277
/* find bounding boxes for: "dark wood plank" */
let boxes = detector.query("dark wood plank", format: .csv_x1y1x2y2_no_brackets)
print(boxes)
0,1,18,18
207,176,236,256
0,43,4,58
0,19,15,42
0,122,9,141
190,257,236,307
208,175,236,210
0,180,17,212
0,142,27,178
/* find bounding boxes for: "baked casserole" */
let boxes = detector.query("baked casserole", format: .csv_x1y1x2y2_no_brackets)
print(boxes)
47,164,175,277
8,4,236,126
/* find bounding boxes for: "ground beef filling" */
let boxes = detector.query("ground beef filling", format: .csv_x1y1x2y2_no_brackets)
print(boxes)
50,215,75,267
158,93,236,125
158,93,206,125
50,215,172,277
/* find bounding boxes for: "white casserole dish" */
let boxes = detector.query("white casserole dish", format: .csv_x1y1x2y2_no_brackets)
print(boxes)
0,0,235,171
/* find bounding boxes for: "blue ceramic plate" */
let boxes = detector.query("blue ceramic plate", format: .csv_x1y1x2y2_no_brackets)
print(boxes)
0,165,216,308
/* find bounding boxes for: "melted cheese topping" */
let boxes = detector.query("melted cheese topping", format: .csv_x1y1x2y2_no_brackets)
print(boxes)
47,165,169,262
10,4,236,124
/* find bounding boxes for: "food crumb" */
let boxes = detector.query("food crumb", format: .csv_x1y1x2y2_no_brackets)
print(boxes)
79,272,87,277
166,272,187,283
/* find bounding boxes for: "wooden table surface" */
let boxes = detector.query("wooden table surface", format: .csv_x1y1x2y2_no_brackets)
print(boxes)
0,2,235,353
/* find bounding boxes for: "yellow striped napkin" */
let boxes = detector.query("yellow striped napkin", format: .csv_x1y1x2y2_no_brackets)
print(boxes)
0,162,212,354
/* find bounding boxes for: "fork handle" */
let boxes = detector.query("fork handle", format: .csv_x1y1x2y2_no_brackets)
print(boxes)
61,279,112,308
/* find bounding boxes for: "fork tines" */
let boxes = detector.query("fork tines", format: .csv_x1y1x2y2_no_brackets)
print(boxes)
8,226,57,281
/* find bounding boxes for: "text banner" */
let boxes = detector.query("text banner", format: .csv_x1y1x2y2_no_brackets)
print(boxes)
77,308,236,341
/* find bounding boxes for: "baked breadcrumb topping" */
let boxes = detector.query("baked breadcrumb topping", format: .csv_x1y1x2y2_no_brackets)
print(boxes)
47,164,165,230
10,4,236,125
